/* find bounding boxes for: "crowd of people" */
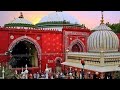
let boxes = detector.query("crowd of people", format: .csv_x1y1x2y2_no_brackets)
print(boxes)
14,69,113,79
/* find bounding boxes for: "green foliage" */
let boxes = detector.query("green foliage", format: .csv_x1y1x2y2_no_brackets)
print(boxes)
4,23,37,28
0,65,19,79
36,21,83,28
9,57,17,68
106,22,120,33
113,71,120,79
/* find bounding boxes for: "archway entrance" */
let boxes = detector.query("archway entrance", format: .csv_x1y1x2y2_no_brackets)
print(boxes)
69,39,85,52
72,43,80,52
55,58,62,72
9,40,38,68
71,42,84,52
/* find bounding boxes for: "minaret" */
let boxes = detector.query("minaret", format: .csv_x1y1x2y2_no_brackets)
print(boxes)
45,64,49,79
19,12,24,18
100,11,104,24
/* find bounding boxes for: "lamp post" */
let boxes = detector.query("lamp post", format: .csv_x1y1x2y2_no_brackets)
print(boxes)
69,67,72,79
88,72,91,79
2,67,5,79
15,70,18,75
45,64,49,79
24,64,28,79
81,59,85,79
21,67,24,74
75,68,77,79
21,67,24,79
64,49,69,74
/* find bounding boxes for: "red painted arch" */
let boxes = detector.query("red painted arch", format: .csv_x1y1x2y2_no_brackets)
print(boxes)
69,39,85,52
8,35,42,71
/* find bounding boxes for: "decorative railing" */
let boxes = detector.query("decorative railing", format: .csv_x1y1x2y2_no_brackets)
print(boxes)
67,52,120,66
0,26,62,33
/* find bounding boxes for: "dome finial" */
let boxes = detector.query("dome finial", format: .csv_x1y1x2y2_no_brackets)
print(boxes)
100,11,104,24
19,12,24,18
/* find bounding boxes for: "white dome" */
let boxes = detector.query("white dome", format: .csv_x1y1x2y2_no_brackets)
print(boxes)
93,24,112,31
4,12,34,28
10,18,33,24
40,11,80,24
6,12,33,25
87,24,119,52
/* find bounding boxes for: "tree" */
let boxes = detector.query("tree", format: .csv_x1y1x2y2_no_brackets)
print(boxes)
0,64,19,79
106,22,120,33
113,71,120,79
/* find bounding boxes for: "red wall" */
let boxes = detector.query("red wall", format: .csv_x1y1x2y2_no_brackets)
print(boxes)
41,31,63,71
0,27,63,72
0,27,92,72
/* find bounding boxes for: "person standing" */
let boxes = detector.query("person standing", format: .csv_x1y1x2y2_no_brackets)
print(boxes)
36,72,40,79
29,73,33,79
33,73,37,79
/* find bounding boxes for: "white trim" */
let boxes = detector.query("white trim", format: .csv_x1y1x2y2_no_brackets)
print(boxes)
61,62,120,72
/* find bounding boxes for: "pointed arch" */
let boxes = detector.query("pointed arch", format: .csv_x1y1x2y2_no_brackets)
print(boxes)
8,36,41,60
69,39,85,52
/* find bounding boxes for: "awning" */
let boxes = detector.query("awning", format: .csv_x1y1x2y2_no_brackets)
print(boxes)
61,62,120,72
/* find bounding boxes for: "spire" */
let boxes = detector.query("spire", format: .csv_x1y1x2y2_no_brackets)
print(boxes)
100,11,104,24
19,12,24,18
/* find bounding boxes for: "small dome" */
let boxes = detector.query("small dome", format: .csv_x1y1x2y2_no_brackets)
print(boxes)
10,18,32,24
87,11,119,52
4,12,35,28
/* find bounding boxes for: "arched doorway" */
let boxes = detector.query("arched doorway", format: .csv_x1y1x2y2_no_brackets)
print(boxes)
69,39,85,52
8,36,41,69
71,42,83,52
9,40,38,68
55,57,62,72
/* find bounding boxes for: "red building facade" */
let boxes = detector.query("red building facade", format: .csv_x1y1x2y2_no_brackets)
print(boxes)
0,26,91,73
1,11,119,74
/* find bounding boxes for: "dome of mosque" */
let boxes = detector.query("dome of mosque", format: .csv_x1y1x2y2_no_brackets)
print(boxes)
4,12,35,28
87,11,119,52
36,11,82,30
39,11,80,24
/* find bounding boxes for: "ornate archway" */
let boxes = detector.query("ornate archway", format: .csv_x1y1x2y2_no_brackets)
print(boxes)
69,39,85,52
8,36,41,69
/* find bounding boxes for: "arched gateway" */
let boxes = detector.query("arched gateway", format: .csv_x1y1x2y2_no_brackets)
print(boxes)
8,36,41,72
69,39,85,52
